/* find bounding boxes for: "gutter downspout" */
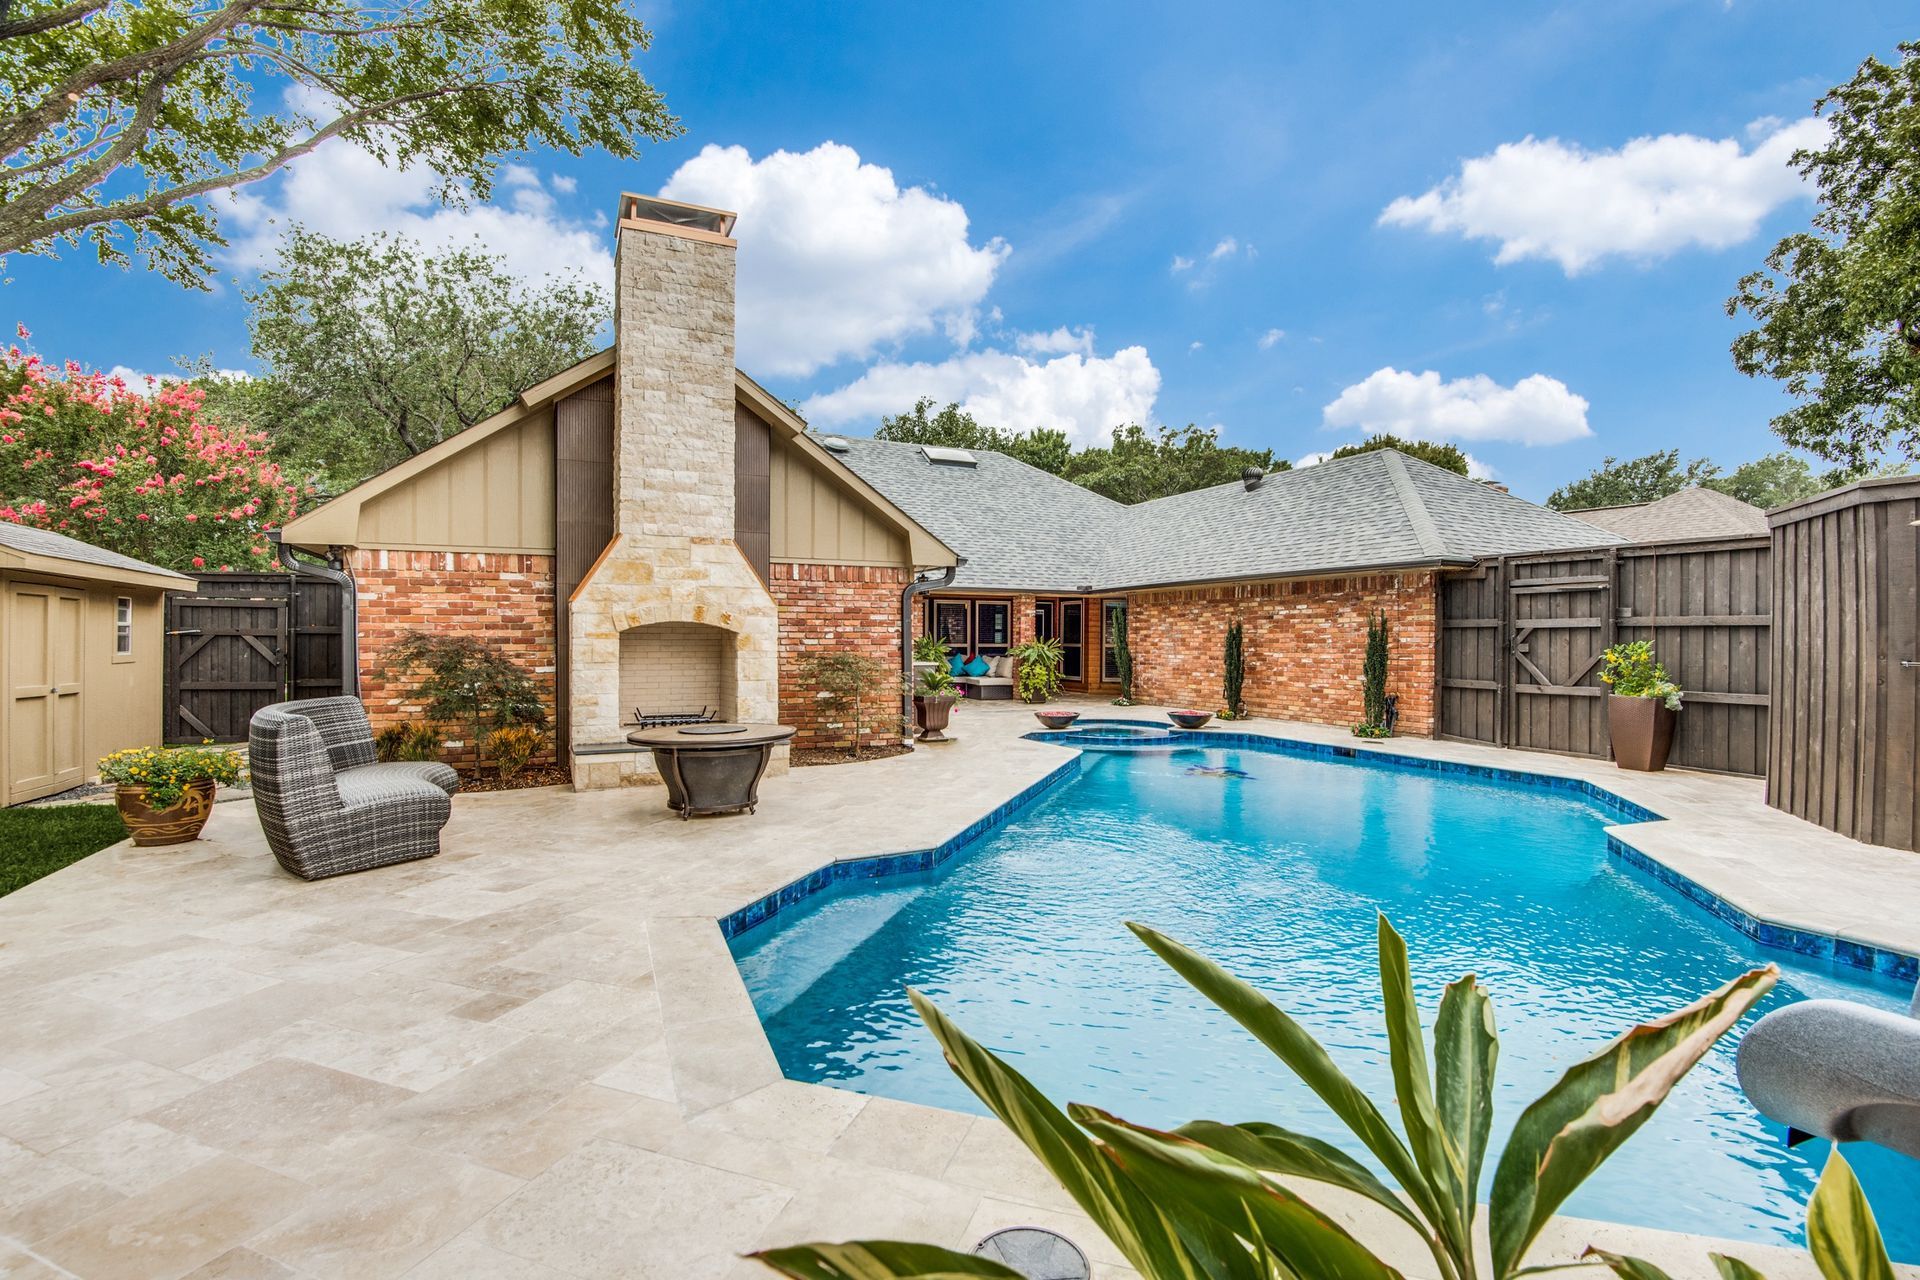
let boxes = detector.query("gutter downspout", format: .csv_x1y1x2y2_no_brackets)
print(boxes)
901,560,962,722
270,530,358,697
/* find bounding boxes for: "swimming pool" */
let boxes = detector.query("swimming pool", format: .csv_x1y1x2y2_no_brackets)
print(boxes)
726,736,1920,1257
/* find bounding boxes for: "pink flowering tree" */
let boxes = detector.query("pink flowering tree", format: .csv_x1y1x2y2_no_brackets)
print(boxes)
0,330,303,573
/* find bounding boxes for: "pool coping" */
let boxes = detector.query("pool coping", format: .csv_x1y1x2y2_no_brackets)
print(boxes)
719,723,1920,985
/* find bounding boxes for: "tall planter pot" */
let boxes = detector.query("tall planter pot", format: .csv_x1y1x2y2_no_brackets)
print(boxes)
115,778,218,846
914,694,957,743
1607,695,1676,772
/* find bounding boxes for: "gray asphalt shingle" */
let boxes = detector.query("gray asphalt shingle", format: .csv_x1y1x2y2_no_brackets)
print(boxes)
832,438,1623,590
0,521,192,581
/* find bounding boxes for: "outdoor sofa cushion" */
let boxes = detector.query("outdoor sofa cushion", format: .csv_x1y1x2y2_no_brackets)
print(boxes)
965,655,991,677
948,654,968,677
249,697,458,881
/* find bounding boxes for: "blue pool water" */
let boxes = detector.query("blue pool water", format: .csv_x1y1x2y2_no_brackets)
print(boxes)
729,738,1920,1257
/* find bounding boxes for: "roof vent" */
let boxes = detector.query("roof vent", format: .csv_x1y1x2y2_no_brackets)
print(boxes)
820,436,851,454
1242,465,1265,492
921,445,978,467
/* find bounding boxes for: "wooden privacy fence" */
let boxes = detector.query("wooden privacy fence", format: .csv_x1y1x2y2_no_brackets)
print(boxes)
164,572,348,742
1438,536,1772,775
1768,477,1920,852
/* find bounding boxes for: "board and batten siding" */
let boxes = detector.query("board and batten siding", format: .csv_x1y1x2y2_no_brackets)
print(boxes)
358,409,556,552
1768,476,1920,852
769,435,909,567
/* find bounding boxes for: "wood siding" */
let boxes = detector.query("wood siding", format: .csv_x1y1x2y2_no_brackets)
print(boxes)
770,436,909,566
359,410,556,551
734,405,772,582
1769,478,1920,851
1439,536,1772,775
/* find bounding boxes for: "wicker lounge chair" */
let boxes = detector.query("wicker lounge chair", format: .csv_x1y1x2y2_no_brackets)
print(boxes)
248,697,458,881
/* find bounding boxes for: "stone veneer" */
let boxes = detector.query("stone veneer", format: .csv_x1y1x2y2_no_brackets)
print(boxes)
770,562,912,752
567,210,782,788
352,549,558,763
1129,570,1440,735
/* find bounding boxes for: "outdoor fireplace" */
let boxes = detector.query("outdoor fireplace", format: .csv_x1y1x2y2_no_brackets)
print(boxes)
620,621,739,727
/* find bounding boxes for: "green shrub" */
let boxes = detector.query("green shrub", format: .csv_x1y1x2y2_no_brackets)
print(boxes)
374,722,441,762
1009,637,1064,704
1110,607,1134,704
1220,621,1245,718
378,632,547,768
485,724,546,780
1353,610,1390,737
912,633,950,665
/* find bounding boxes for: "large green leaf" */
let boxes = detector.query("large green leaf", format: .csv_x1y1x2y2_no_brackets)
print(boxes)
1175,1120,1429,1238
1072,1105,1410,1280
1578,1248,1682,1280
1376,916,1469,1252
1128,922,1446,1230
1806,1149,1895,1280
1432,972,1498,1226
907,989,1221,1279
750,1240,1025,1279
1709,1254,1771,1280
1486,966,1778,1279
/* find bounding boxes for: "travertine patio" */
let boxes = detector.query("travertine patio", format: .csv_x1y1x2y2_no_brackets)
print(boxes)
3,700,1918,1280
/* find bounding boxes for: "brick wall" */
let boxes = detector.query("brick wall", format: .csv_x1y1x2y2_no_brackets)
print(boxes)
1130,571,1440,735
353,549,558,764
770,561,912,752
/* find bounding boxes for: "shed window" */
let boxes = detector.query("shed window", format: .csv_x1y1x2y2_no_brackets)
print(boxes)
115,597,133,656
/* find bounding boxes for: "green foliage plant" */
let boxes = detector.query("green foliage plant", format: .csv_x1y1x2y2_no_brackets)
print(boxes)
374,722,441,763
801,651,901,759
1220,621,1245,719
915,664,957,698
98,743,244,809
1599,641,1684,711
1353,610,1391,738
484,723,545,780
379,632,547,769
0,0,678,288
1110,606,1135,705
1009,637,1065,704
912,633,950,665
753,916,1779,1280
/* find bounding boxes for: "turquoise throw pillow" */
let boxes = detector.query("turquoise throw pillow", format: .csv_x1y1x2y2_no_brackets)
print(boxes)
948,654,968,677
965,655,991,677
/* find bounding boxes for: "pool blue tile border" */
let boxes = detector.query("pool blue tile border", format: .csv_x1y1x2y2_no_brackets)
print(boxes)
717,755,1081,942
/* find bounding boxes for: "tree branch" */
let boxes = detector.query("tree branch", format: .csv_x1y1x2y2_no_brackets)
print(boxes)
0,0,105,41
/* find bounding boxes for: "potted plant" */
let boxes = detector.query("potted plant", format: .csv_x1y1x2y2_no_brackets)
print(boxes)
1601,640,1684,771
912,633,948,684
1034,708,1080,729
1167,709,1213,730
1009,637,1065,704
99,743,245,846
914,665,959,742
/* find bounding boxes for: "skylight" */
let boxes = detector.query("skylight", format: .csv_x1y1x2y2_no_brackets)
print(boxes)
921,445,977,466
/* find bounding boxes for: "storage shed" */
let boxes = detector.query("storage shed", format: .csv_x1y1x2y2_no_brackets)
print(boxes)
0,523,192,804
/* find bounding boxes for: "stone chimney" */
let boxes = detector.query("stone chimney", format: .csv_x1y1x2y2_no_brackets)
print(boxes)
566,194,782,787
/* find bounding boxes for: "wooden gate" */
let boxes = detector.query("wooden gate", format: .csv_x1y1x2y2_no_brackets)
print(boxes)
164,573,347,742
1439,536,1771,775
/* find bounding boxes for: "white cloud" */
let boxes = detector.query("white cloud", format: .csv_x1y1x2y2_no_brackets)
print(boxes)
1209,236,1245,261
1171,235,1255,285
1380,116,1827,273
801,345,1161,446
1015,326,1095,357
1258,327,1286,350
1322,367,1591,445
661,141,1008,377
1170,254,1195,273
1295,449,1335,467
1188,340,1204,352
227,92,611,287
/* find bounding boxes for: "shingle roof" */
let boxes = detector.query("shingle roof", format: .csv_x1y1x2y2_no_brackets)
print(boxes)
831,440,1623,591
1566,486,1769,543
0,521,193,582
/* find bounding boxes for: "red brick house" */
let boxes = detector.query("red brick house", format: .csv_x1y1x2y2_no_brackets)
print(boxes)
282,189,1621,783
279,194,958,785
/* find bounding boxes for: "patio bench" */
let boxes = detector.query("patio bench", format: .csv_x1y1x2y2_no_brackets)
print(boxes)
248,696,458,881
953,653,1016,701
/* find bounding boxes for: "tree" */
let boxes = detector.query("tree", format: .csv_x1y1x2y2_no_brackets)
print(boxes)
1064,423,1284,504
800,651,902,759
245,229,611,489
1330,433,1471,476
1547,450,1720,511
0,0,677,288
1727,43,1920,467
1700,451,1898,509
378,631,547,768
875,398,1072,475
0,329,302,571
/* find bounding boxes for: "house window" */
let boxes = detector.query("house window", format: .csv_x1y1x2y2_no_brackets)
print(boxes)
114,597,133,657
1101,599,1128,682
933,601,970,651
973,601,1010,653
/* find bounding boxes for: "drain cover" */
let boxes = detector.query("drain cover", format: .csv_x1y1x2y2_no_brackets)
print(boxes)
972,1227,1090,1280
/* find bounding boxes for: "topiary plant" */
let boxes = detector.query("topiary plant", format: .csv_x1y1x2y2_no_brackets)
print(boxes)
1221,620,1245,719
1110,607,1135,705
1353,610,1391,738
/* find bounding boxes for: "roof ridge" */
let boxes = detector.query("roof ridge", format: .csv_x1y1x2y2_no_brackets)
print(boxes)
1380,450,1450,560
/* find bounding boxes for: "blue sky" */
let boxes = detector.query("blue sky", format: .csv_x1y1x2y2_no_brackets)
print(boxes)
4,0,1911,500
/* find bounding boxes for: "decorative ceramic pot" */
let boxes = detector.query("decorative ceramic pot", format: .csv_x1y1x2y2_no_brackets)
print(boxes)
115,778,217,846
1168,709,1214,730
1607,695,1676,772
1034,710,1080,730
914,694,957,742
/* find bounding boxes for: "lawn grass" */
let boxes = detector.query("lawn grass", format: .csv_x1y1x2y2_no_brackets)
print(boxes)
0,804,129,898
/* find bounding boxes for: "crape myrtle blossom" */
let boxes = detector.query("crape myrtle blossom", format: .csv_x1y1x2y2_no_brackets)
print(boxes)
0,328,305,572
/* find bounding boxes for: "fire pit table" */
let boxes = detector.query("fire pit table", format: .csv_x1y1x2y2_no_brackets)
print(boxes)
625,722,796,818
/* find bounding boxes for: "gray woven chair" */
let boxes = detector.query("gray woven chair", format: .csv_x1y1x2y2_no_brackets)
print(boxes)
248,698,458,881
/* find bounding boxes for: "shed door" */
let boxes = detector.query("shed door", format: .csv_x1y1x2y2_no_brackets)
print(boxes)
7,584,85,803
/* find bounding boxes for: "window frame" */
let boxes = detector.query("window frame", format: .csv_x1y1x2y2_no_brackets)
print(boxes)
112,595,134,661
